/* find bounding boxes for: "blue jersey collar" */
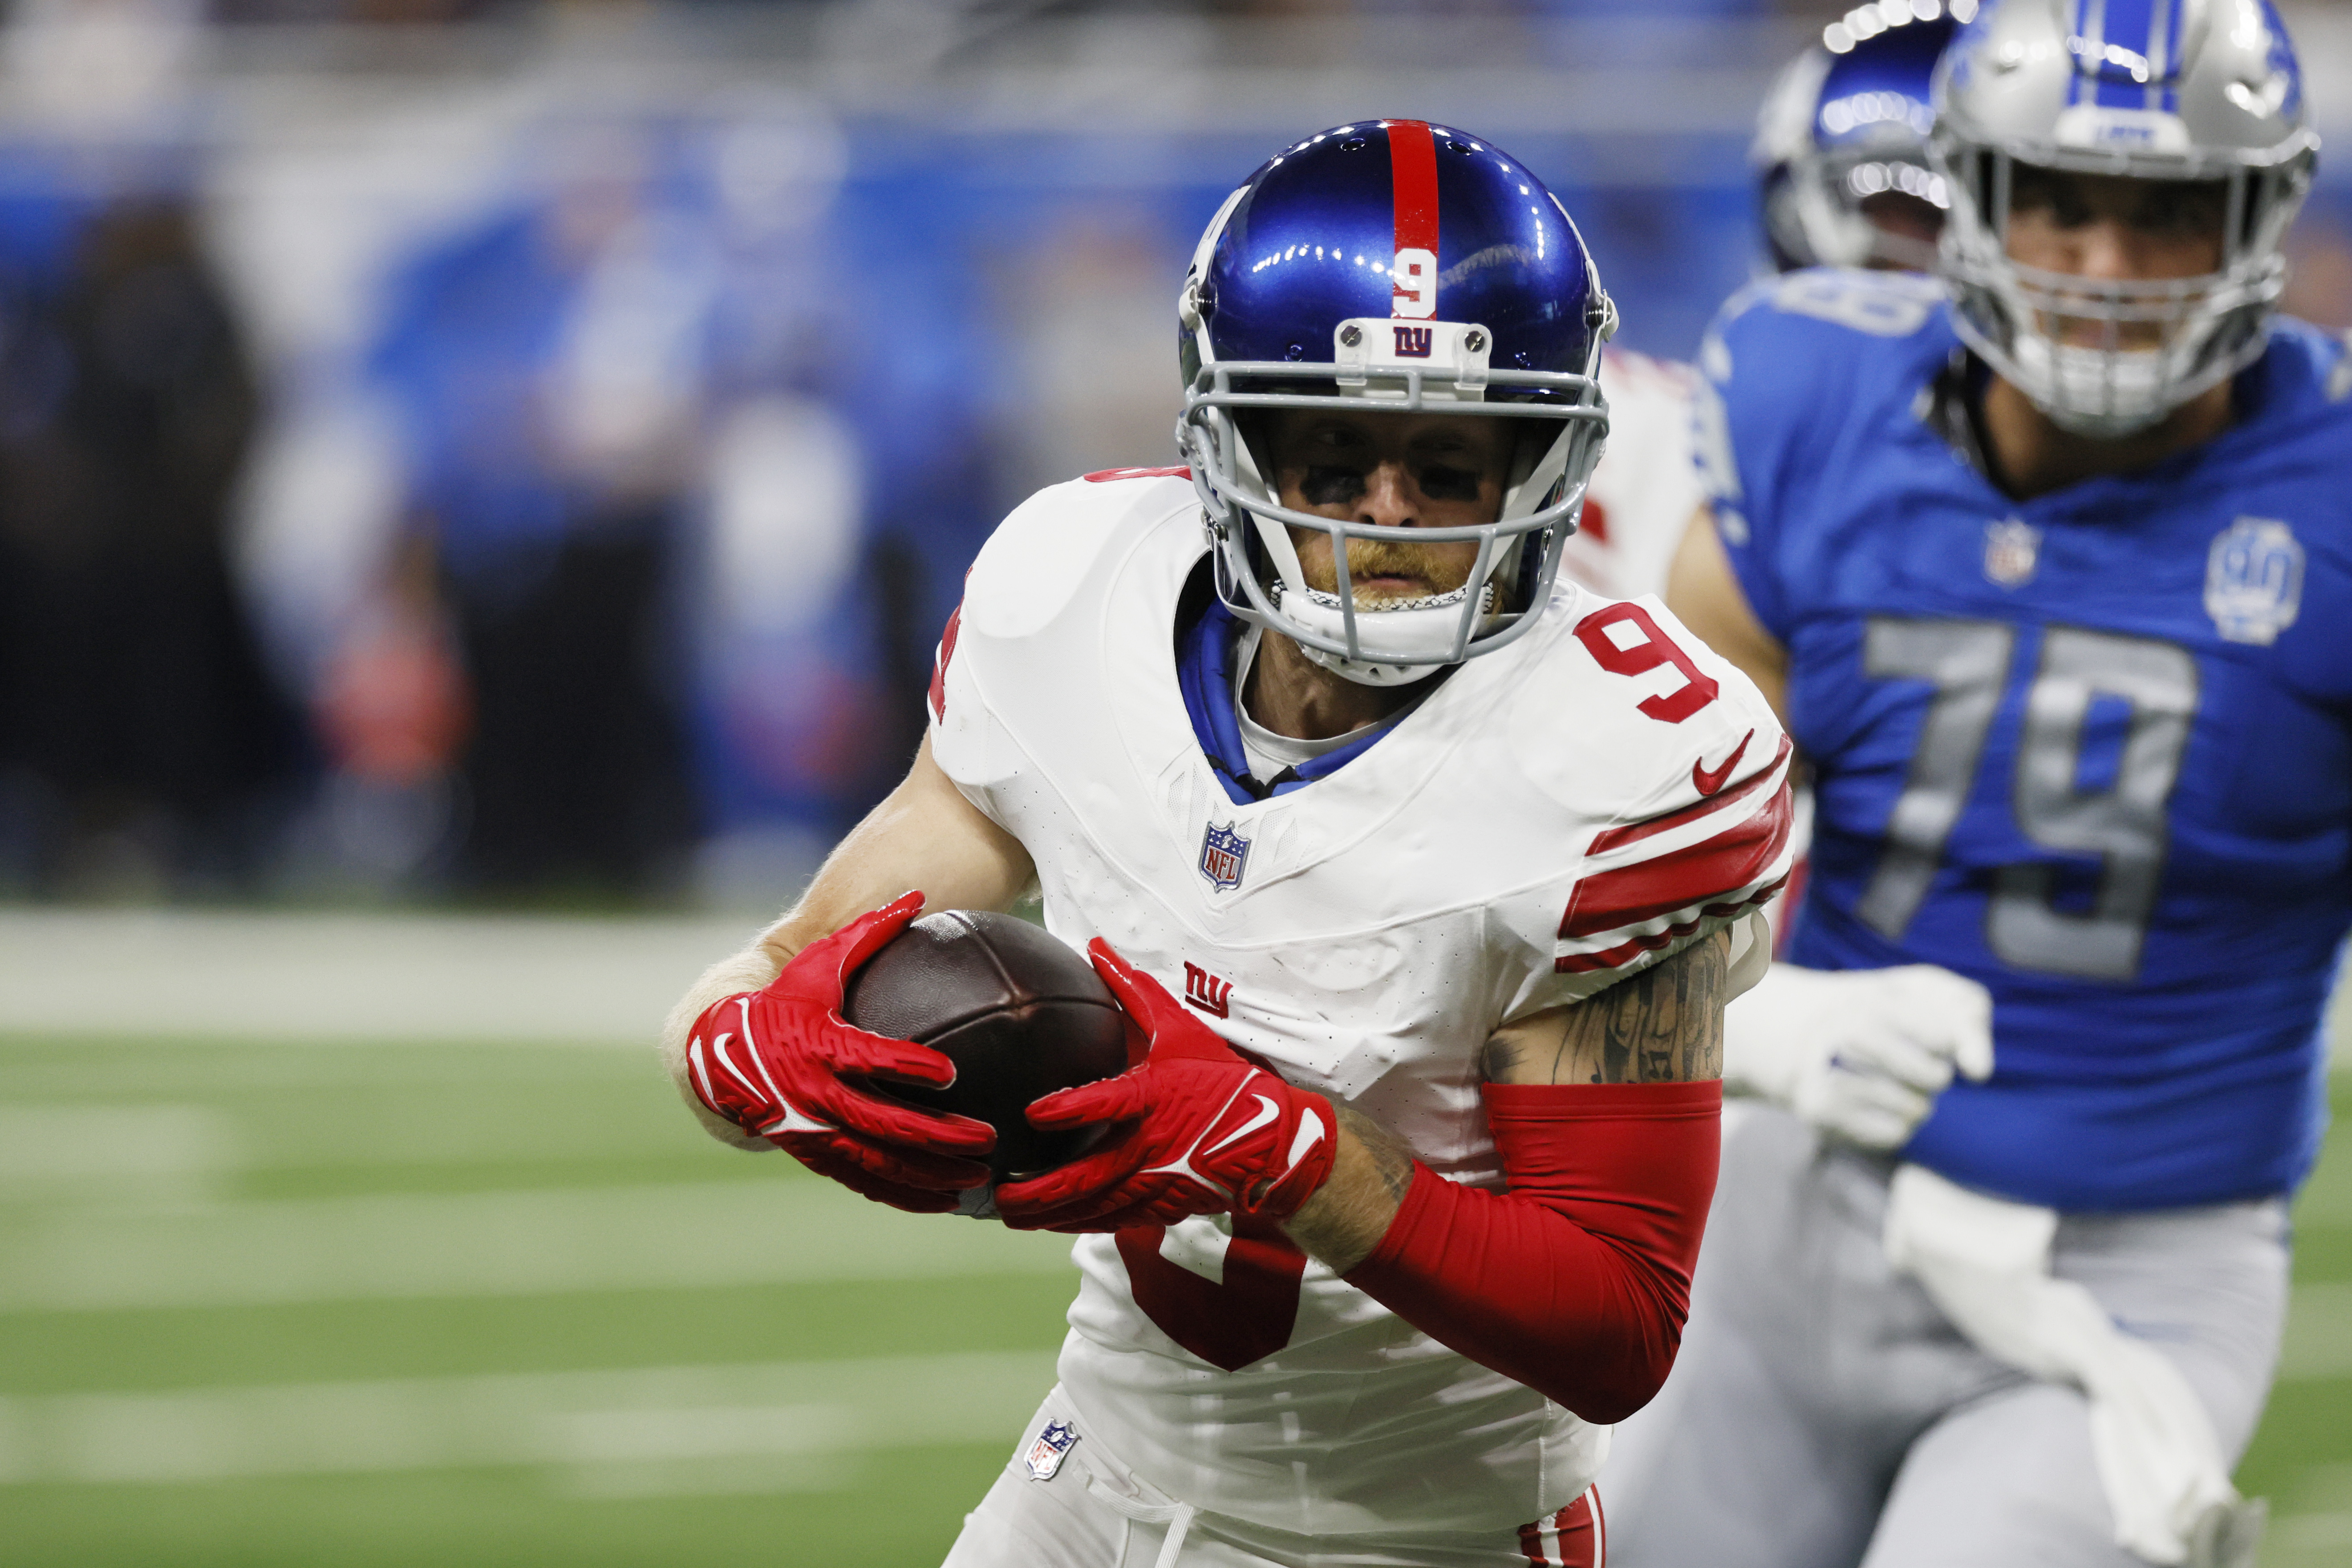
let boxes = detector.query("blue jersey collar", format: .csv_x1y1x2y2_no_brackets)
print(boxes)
1176,593,1409,806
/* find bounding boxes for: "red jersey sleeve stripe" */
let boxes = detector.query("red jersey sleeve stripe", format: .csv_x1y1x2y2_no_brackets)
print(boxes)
1586,733,1793,857
1553,884,1788,975
1387,119,1440,261
1559,778,1794,941
1083,465,1190,482
927,601,964,721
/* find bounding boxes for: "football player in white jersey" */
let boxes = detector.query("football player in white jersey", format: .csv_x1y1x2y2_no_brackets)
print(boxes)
661,121,1797,1568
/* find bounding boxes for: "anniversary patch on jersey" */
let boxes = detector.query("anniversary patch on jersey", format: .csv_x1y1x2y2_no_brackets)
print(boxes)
1023,1418,1079,1481
1199,820,1251,891
2205,516,2303,645
1983,518,2040,588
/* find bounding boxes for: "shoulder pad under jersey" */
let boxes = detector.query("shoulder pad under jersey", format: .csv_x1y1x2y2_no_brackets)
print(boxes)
1501,590,1793,982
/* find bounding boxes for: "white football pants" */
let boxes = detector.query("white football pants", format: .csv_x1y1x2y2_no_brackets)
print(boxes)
943,1385,1604,1568
1602,1105,2290,1568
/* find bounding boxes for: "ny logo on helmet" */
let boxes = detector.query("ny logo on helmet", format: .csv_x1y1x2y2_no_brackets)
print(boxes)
1393,325,1433,358
1199,821,1252,892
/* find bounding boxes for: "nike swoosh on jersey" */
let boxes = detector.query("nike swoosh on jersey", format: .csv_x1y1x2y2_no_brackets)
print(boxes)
1692,729,1754,797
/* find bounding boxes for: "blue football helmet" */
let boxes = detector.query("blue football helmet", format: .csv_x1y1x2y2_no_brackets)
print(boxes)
1175,121,1614,687
1754,4,1962,271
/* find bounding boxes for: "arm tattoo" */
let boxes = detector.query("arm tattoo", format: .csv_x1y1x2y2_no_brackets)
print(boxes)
1480,932,1729,1085
1338,1106,1415,1204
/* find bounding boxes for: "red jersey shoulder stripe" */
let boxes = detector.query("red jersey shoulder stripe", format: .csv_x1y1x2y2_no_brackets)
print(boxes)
1553,884,1788,975
1561,779,1792,941
1553,777,1794,973
1083,465,1191,483
927,601,964,721
1587,733,1793,858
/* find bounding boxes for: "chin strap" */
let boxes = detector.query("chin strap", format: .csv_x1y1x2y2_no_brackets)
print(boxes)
1275,579,1502,687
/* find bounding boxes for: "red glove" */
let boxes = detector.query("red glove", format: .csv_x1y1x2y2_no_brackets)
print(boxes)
994,940,1338,1232
683,892,995,1212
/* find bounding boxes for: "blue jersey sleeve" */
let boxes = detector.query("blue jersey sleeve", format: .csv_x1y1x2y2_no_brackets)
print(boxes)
1691,268,1951,644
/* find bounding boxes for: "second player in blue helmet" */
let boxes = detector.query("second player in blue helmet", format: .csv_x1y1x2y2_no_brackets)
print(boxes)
1753,3,1963,271
1176,119,1614,685
1606,0,2333,1563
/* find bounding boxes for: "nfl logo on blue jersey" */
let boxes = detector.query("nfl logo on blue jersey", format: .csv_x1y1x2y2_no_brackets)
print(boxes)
2205,517,2304,645
1199,821,1251,891
1024,1419,1079,1482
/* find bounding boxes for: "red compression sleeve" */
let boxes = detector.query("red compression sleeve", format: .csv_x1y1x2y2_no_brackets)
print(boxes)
1342,1080,1721,1424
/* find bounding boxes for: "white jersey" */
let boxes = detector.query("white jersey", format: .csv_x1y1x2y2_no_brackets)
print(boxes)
1562,347,1703,602
1568,346,1814,952
927,470,1791,1541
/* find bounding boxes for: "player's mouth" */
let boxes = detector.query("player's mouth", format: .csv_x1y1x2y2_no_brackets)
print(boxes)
1353,573,1435,601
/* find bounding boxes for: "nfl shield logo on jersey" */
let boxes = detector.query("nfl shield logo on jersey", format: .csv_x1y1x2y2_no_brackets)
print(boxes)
1023,1419,1079,1482
2206,517,2304,646
1199,821,1251,892
1983,518,2040,588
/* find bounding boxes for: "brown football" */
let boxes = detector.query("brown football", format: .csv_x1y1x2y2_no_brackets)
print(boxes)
843,909,1130,1183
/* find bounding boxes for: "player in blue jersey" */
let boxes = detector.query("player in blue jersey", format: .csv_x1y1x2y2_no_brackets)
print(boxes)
1605,3,2329,1567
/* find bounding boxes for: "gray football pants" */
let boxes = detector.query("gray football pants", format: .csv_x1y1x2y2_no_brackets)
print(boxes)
1602,1106,2290,1568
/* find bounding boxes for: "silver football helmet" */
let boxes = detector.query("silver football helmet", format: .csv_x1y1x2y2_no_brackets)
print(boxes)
1930,0,2318,437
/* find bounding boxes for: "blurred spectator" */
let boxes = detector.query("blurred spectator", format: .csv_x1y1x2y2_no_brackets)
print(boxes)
362,122,705,900
0,192,299,895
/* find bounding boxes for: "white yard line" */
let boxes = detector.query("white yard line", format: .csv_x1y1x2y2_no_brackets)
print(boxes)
0,1350,1054,1487
0,909,757,1046
0,1181,1075,1311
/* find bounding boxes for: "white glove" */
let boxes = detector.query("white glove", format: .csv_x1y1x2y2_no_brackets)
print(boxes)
1723,963,1994,1150
1884,1164,2264,1568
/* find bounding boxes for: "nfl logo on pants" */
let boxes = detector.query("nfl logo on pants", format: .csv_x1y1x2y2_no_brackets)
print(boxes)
1199,821,1251,891
1023,1420,1078,1482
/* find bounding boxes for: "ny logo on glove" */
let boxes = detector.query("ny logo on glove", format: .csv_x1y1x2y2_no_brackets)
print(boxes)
684,892,996,1213
993,940,1338,1233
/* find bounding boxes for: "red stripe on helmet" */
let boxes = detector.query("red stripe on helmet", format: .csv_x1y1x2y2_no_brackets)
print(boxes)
1387,119,1439,259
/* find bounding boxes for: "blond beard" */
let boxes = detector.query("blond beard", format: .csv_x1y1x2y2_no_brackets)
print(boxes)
1296,538,1480,604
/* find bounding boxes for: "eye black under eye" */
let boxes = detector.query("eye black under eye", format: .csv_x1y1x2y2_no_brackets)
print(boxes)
1418,464,1483,501
1301,466,1366,505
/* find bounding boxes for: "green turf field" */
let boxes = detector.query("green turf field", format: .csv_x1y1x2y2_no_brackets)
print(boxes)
0,1033,2345,1566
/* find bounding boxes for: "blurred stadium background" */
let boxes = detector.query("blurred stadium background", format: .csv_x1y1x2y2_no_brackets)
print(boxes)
0,0,2346,1563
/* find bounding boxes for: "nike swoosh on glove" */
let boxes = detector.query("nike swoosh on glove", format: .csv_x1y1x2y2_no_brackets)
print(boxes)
682,892,996,1212
992,940,1338,1233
